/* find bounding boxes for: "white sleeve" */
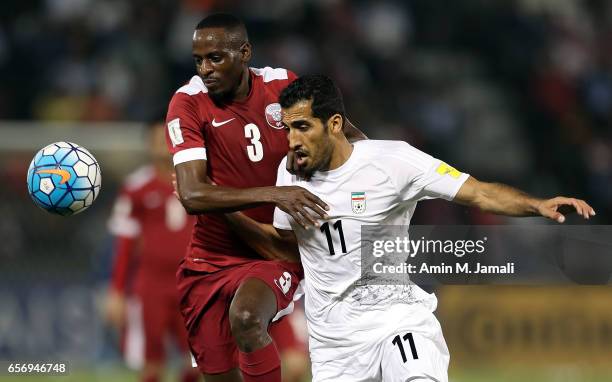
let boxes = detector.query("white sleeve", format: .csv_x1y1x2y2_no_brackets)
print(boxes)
272,157,294,231
107,194,141,238
391,142,469,202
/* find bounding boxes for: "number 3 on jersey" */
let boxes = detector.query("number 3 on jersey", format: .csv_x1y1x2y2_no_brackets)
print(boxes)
244,123,264,162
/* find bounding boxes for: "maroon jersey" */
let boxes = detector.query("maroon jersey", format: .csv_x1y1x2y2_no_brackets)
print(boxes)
166,67,296,272
108,166,194,295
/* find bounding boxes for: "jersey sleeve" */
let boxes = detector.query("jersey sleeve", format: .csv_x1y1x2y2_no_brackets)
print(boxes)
107,189,141,293
107,190,141,238
273,157,294,231
165,92,207,166
109,236,136,293
391,142,469,202
287,69,298,83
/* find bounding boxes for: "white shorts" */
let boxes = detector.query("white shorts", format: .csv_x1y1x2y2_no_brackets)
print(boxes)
310,305,449,382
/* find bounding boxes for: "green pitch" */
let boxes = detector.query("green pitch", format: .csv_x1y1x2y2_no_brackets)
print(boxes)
2,366,610,381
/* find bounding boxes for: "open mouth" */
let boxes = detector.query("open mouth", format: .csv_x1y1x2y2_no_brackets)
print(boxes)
295,151,308,167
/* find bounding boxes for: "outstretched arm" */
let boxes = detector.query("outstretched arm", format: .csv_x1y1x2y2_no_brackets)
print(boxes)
175,160,327,227
224,212,300,262
171,173,299,260
453,176,596,223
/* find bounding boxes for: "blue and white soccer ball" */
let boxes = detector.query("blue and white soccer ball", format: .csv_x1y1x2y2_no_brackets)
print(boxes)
26,142,102,216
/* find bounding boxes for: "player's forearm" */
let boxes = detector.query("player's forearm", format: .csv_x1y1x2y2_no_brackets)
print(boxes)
470,181,541,216
178,182,277,214
224,212,300,262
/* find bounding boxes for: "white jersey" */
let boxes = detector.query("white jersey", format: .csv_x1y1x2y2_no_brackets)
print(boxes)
273,140,468,363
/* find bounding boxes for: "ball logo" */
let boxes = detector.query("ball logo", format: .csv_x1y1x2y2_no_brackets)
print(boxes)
265,103,284,129
36,168,71,184
274,272,292,295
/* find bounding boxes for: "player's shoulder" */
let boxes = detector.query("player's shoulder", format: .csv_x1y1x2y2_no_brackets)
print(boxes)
168,76,210,118
250,66,294,83
356,139,415,158
356,140,432,172
123,165,156,193
174,75,208,97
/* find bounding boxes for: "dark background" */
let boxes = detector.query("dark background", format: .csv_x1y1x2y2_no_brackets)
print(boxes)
0,1,610,381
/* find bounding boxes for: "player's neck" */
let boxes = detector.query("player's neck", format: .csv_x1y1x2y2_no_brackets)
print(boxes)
328,138,353,171
233,68,251,101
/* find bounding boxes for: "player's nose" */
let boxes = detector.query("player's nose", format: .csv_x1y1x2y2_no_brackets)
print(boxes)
198,59,214,76
288,129,301,150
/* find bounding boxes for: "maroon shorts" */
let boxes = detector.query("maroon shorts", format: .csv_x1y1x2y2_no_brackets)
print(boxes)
176,260,303,374
122,291,190,368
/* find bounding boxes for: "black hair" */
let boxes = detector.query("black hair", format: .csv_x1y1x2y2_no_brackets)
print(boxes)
194,13,248,50
196,13,247,35
279,74,346,128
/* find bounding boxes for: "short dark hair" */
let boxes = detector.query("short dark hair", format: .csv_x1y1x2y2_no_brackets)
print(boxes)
196,13,246,33
279,74,346,128
195,13,248,49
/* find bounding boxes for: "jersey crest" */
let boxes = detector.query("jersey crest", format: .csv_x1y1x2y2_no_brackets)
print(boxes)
351,192,366,214
265,103,284,129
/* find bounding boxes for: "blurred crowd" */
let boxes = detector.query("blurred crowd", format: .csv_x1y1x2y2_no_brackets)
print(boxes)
0,0,611,370
0,0,611,221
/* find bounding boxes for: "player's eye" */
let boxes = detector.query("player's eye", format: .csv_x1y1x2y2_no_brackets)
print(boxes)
193,57,203,66
210,55,222,64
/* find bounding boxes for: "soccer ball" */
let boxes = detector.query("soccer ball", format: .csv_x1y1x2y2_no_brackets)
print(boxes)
26,142,102,216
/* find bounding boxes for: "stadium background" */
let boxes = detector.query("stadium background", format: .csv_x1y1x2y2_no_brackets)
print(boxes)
1,0,611,381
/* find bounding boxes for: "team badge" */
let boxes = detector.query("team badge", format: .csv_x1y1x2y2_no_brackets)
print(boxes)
274,271,292,295
265,103,284,129
351,192,366,214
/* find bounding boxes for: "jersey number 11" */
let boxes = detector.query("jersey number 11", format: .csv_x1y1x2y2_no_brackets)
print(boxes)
320,220,347,256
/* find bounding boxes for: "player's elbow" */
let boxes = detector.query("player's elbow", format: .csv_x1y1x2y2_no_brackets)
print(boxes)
179,194,211,214
180,201,201,215
471,181,498,212
177,193,197,214
177,187,213,214
457,177,490,211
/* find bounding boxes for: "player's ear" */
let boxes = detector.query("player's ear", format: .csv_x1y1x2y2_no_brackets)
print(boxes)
239,42,252,63
328,114,343,135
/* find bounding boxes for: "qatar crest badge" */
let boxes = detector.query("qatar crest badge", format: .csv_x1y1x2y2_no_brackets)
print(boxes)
265,103,284,129
351,192,366,214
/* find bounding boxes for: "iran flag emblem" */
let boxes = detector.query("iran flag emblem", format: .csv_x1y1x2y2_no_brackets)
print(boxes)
351,192,366,214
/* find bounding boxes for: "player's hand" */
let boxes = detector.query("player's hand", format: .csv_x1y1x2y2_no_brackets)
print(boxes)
272,186,329,228
286,149,311,180
537,197,596,223
104,289,126,330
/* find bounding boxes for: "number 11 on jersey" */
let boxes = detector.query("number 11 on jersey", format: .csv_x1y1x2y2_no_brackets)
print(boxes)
320,220,347,256
392,332,419,363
